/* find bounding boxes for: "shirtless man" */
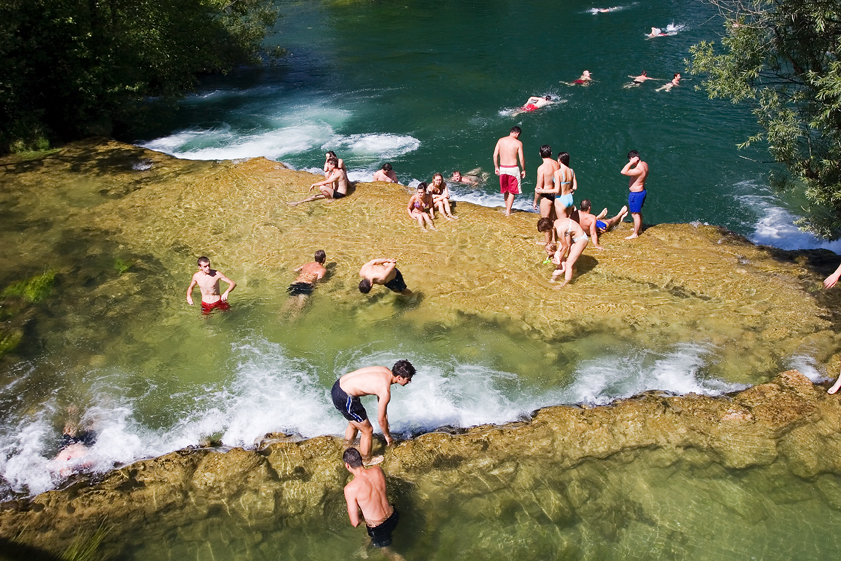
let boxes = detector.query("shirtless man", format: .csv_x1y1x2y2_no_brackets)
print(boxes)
647,27,667,38
451,170,480,185
656,73,681,92
289,157,349,206
493,126,525,216
533,145,560,245
620,150,649,239
186,256,237,313
629,71,656,86
565,70,592,85
285,250,327,314
324,151,346,176
359,258,412,295
331,360,416,461
513,95,553,115
823,263,841,394
373,163,398,183
342,448,402,553
572,199,628,250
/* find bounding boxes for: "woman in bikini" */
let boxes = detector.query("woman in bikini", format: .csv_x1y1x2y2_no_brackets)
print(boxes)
407,183,436,231
551,205,589,288
427,173,456,220
552,152,577,219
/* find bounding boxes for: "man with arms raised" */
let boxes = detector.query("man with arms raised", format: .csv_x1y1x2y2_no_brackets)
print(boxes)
533,144,560,245
572,199,628,250
492,126,525,216
186,256,237,313
289,157,349,206
342,448,403,554
332,360,416,462
620,150,649,239
359,258,412,295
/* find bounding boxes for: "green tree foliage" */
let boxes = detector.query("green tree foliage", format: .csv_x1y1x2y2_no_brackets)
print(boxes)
689,0,841,237
0,0,278,152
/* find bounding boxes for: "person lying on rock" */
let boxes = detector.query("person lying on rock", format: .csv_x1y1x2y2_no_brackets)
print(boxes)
331,361,415,463
570,199,628,250
343,448,405,558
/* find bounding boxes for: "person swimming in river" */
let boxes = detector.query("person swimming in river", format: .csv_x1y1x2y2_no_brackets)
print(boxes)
562,70,593,86
51,406,97,478
372,163,398,183
646,24,685,38
450,170,481,185
285,250,327,316
656,73,681,92
511,95,554,116
406,183,436,231
624,71,660,88
427,173,456,220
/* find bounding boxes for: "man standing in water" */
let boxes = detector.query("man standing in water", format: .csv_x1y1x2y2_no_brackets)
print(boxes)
331,361,416,462
342,448,403,556
359,258,412,295
620,150,649,239
492,126,525,216
186,256,237,313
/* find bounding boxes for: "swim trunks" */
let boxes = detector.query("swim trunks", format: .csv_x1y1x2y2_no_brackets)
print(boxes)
524,104,538,112
596,220,608,231
539,193,556,202
628,190,647,213
333,191,346,200
383,269,407,293
367,508,399,548
499,166,521,195
558,193,574,209
574,79,585,84
331,379,368,423
201,300,230,314
287,282,314,297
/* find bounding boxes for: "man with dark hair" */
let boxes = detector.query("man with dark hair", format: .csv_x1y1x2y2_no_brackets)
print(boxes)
492,126,525,216
359,258,412,295
572,200,628,250
373,163,398,183
285,250,328,315
620,150,649,239
289,157,349,206
342,447,401,551
186,256,236,313
331,360,416,462
533,144,560,247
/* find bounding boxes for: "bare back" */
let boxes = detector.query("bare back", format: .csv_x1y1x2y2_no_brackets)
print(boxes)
344,466,392,525
494,136,523,167
295,261,326,284
339,366,393,398
536,159,560,193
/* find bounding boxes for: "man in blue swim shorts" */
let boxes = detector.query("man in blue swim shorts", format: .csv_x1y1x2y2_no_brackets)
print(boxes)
620,150,649,239
572,199,628,249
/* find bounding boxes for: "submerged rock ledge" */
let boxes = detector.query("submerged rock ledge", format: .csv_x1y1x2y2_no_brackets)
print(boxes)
2,371,841,556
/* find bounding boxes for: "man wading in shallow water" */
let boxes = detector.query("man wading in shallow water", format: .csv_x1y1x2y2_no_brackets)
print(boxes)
186,256,237,313
331,361,416,464
493,126,525,216
343,448,405,559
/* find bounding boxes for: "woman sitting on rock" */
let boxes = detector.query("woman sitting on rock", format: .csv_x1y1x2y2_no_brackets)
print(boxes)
407,183,436,231
427,173,456,220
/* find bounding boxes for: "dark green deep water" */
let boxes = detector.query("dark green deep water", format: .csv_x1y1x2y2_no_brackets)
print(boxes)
2,1,841,559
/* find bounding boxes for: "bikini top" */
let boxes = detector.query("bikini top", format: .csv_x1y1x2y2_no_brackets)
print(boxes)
556,168,573,186
413,197,427,210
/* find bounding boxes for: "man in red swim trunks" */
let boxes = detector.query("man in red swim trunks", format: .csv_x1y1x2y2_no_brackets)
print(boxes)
492,126,526,216
186,256,237,313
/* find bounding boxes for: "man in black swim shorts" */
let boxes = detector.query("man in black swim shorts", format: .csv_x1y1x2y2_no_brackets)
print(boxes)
284,250,327,316
358,258,412,295
343,448,401,550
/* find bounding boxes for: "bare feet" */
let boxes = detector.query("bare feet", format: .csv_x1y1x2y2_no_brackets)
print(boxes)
597,208,608,219
553,279,569,290
618,206,629,221
625,233,639,240
363,455,384,466
828,376,841,394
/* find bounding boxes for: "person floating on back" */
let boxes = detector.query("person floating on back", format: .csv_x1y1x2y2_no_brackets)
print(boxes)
331,361,416,463
492,126,525,216
186,256,236,313
620,150,649,239
342,447,403,555
359,258,413,295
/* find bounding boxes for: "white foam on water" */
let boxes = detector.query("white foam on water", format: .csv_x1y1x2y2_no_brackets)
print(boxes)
737,191,841,252
0,337,749,499
787,355,834,384
322,134,420,160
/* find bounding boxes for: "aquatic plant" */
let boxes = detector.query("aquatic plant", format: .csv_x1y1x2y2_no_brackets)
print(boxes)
2,270,56,303
61,524,110,561
113,259,132,276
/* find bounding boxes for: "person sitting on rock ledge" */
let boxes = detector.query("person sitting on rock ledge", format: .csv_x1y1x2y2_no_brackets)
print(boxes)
289,157,349,206
342,447,404,557
331,361,416,464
